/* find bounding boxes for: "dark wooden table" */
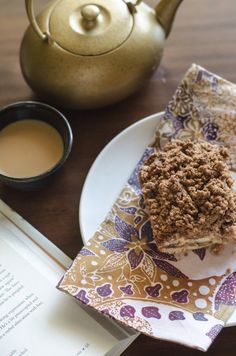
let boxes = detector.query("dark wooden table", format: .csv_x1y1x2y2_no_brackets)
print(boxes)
1,0,236,354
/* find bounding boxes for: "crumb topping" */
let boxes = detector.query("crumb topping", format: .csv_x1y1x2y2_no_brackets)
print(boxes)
140,140,236,248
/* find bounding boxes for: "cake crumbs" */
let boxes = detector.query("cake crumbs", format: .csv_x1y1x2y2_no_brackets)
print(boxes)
140,139,236,254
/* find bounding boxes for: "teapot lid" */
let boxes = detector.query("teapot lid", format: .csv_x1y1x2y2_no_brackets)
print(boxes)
49,0,134,56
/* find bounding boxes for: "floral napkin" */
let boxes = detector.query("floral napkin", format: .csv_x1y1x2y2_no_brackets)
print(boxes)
58,64,236,351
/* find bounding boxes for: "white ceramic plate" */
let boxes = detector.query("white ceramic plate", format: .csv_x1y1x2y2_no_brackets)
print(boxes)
79,112,163,242
79,112,236,327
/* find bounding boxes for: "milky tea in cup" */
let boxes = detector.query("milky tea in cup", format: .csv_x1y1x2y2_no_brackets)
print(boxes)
0,119,64,178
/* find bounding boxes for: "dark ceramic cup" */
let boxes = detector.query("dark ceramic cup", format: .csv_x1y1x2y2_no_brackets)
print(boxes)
0,101,73,190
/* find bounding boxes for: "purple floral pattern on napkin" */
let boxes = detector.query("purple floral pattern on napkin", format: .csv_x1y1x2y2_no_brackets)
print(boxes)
58,64,236,351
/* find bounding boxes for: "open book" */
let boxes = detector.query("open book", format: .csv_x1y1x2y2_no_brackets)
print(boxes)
0,200,138,356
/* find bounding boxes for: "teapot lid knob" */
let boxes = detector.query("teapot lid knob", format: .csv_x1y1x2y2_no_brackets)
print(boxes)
48,0,133,55
81,4,100,28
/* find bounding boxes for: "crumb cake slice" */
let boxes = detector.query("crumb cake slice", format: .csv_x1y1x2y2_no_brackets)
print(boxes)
140,140,236,254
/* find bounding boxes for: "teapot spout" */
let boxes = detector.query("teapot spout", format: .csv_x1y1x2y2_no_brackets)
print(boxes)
155,0,183,38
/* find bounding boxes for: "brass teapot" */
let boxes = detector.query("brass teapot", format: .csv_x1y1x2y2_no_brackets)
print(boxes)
20,0,183,109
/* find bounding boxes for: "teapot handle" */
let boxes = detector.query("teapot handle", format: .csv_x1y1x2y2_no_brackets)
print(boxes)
25,0,51,42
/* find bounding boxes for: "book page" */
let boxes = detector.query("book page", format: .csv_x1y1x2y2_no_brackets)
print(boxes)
0,237,118,356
